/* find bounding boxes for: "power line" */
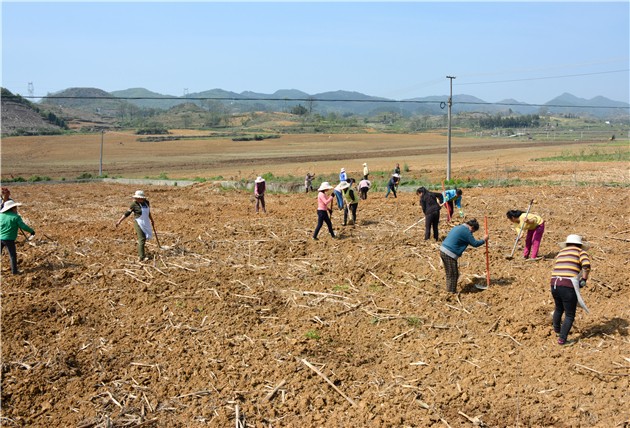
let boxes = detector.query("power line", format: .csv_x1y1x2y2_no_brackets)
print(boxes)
7,94,628,110
456,69,629,86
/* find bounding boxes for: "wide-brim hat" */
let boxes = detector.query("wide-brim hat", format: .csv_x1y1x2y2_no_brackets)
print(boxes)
255,176,265,183
1,200,22,213
340,168,346,172
362,163,367,166
558,234,590,250
318,182,333,191
337,181,350,190
132,190,147,199
392,173,400,178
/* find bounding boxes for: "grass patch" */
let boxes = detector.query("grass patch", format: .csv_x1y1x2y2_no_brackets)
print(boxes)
305,329,320,340
534,147,630,162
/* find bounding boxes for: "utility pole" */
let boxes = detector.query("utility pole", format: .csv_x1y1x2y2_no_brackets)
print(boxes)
446,75,456,181
99,129,104,176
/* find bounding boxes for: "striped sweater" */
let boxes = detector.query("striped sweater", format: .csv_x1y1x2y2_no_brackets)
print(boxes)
551,246,591,278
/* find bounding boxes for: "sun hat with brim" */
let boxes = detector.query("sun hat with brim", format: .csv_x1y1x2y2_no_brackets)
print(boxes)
392,173,400,178
337,181,350,190
318,182,333,191
1,200,22,213
132,190,147,199
558,234,590,250
255,176,265,183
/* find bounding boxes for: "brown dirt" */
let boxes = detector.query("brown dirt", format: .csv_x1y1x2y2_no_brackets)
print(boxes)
1,173,629,426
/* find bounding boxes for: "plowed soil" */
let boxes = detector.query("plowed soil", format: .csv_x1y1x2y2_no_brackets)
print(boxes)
1,134,629,427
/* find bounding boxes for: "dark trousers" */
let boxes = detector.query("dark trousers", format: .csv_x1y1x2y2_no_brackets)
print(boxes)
255,194,266,213
359,187,369,200
440,251,459,293
385,185,397,198
425,211,439,240
343,203,358,225
133,221,147,260
551,284,578,341
1,239,18,274
313,210,335,239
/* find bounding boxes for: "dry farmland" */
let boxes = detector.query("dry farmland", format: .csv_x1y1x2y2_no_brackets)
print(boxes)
1,131,629,427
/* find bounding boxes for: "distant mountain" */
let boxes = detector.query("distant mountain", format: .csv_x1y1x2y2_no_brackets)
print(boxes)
1,88,66,135
111,87,181,110
32,86,630,119
544,93,629,117
40,87,133,117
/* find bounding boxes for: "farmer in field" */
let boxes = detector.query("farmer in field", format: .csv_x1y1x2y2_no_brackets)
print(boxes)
439,219,488,294
385,173,400,198
312,182,336,241
339,168,347,182
358,177,371,200
1,187,13,211
339,180,360,226
362,163,369,179
440,188,463,220
115,190,155,262
550,234,591,345
1,200,35,275
333,182,345,211
506,209,545,260
304,172,315,193
417,186,443,241
394,163,401,175
253,176,267,214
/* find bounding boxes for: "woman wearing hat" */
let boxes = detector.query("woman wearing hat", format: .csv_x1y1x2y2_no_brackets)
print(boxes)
1,200,35,275
339,180,360,226
385,174,400,198
254,176,266,213
362,163,369,180
115,190,155,261
312,182,336,240
550,234,591,345
506,209,545,260
339,168,347,183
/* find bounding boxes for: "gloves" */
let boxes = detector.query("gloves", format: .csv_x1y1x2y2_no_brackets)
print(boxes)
458,209,464,217
579,279,587,288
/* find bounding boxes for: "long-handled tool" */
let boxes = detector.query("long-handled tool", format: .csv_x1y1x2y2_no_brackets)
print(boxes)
475,216,491,290
506,199,534,260
484,216,490,287
152,224,170,250
442,180,452,222
403,217,426,233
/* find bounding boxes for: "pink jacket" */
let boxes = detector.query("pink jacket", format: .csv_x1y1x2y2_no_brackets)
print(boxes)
317,192,333,211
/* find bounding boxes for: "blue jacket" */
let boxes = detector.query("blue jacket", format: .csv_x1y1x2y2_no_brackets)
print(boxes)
443,189,462,209
441,224,484,258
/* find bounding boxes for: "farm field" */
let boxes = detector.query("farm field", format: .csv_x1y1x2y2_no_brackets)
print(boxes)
1,130,627,184
1,132,629,427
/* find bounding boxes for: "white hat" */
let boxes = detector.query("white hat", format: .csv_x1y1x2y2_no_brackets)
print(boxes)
132,190,147,199
318,182,333,191
392,173,400,178
337,181,350,190
363,163,367,166
1,200,22,213
255,176,265,183
340,168,345,172
558,234,590,250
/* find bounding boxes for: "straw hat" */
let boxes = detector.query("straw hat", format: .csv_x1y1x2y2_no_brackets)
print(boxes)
1,200,22,213
337,181,350,190
132,190,147,199
318,182,333,191
392,173,400,178
558,234,590,250
255,176,265,183
363,163,367,166
340,168,345,172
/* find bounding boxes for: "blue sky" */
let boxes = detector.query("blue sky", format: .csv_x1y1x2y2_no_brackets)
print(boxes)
2,1,629,105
